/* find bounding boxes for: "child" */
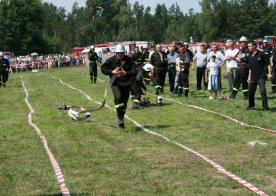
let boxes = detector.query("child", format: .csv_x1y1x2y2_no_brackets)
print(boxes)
205,53,220,99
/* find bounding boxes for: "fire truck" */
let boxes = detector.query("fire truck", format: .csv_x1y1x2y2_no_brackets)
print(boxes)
263,36,276,47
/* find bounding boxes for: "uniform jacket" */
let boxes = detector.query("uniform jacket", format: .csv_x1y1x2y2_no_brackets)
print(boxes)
101,55,137,85
150,51,167,70
0,58,10,71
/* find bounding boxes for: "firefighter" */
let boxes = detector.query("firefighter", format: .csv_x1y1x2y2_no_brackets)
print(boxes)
262,39,274,93
101,44,137,128
229,36,250,99
88,45,100,84
176,44,191,97
130,47,144,109
246,41,272,111
142,45,151,85
150,44,168,105
271,47,276,93
0,52,10,87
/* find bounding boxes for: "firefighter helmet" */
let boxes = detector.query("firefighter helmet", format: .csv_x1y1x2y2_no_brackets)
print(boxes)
143,64,154,72
90,45,95,49
0,51,3,56
115,44,126,53
239,36,248,42
263,39,268,43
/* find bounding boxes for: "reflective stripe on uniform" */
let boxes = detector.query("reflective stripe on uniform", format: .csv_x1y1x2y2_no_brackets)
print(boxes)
271,84,276,87
242,89,249,93
115,103,124,109
183,87,189,90
233,88,239,92
134,99,140,103
155,85,161,89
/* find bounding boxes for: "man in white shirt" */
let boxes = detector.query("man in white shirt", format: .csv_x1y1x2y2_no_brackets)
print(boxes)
193,44,208,90
225,40,239,91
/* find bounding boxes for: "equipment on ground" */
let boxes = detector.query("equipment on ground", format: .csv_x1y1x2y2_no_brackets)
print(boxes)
156,95,163,106
140,97,150,107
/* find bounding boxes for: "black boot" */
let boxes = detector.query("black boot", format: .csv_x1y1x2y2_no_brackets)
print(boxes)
243,92,248,100
118,118,125,128
178,88,183,97
184,89,189,97
269,86,276,94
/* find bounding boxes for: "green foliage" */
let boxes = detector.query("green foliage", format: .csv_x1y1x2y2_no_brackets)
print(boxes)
0,0,275,54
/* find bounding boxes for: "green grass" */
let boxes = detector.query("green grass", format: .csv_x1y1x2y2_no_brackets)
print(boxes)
0,66,276,195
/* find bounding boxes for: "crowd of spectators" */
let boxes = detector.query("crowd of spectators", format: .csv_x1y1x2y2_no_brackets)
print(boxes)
7,53,84,73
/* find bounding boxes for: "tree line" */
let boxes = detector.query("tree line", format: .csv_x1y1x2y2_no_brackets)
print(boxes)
0,0,275,55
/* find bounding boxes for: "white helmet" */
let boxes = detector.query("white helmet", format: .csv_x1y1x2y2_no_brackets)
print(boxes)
115,43,125,53
263,39,268,43
239,36,248,42
0,51,3,56
143,64,154,72
90,45,95,49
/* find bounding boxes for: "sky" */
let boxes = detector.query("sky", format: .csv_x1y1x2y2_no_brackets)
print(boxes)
43,0,201,14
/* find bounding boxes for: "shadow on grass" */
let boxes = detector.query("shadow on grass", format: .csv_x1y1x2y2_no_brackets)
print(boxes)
268,107,276,113
42,194,91,196
131,124,171,132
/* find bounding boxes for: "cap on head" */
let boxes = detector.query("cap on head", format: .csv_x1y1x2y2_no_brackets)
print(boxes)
239,36,248,42
184,42,189,46
115,43,125,53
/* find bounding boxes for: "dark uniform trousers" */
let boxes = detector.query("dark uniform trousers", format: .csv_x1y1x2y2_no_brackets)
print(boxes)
178,69,189,96
248,79,268,109
130,72,142,104
271,65,276,92
231,66,249,97
0,68,8,85
168,66,176,93
112,84,131,119
89,62,97,83
155,68,167,95
196,67,207,90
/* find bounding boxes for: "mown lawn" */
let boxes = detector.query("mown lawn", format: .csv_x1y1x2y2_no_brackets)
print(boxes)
0,66,275,195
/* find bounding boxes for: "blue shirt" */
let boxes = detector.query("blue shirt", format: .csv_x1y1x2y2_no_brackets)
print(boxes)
167,52,179,68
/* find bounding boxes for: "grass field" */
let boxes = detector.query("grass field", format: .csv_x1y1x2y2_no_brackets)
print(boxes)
1,66,276,195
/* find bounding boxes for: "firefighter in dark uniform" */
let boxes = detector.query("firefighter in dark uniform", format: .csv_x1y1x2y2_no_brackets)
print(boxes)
101,44,137,128
88,45,100,84
130,47,145,109
229,36,250,99
176,45,191,97
150,44,167,101
262,39,274,93
0,52,10,87
246,41,272,111
142,46,151,85
271,47,276,93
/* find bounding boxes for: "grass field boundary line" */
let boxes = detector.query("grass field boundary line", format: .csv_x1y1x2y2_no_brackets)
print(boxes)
54,76,268,196
21,76,70,196
164,97,276,135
